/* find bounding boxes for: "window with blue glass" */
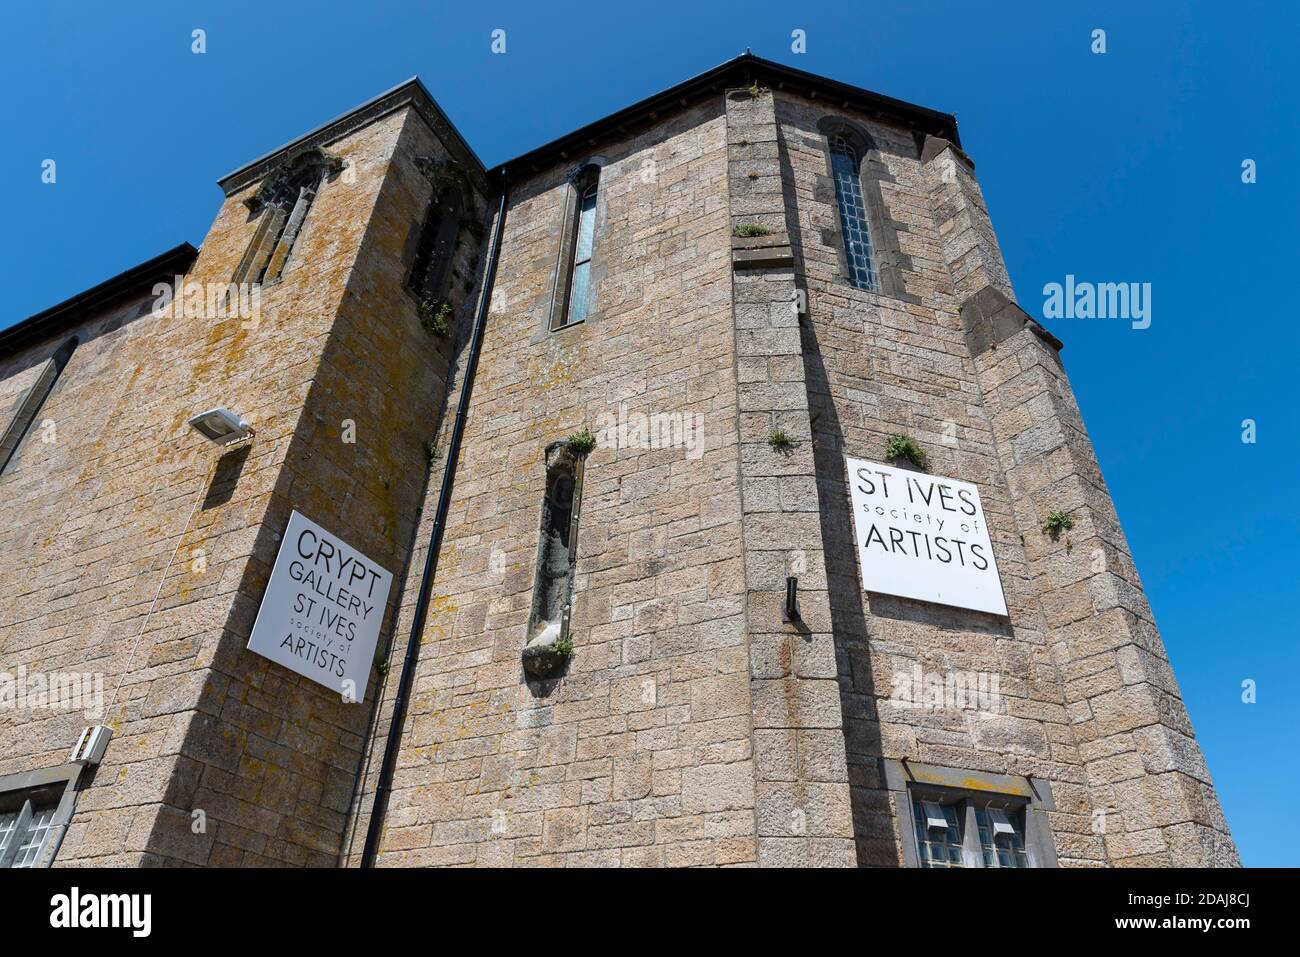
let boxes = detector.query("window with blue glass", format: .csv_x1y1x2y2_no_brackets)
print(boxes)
976,805,1029,868
913,799,966,868
912,793,1031,868
829,134,880,292
563,177,599,327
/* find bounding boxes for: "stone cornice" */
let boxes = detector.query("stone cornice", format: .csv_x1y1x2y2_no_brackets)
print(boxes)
217,78,487,199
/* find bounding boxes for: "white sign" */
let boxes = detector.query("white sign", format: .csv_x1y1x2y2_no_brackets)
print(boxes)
845,456,1008,616
247,511,393,700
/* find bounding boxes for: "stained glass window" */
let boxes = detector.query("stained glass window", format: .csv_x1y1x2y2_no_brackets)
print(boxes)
829,134,880,291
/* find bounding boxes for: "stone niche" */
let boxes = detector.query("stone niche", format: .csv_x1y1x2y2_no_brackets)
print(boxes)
521,441,584,680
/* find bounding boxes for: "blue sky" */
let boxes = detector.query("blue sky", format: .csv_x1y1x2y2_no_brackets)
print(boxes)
3,1,1296,866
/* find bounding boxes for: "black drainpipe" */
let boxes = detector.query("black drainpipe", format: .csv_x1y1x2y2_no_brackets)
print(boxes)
361,180,509,868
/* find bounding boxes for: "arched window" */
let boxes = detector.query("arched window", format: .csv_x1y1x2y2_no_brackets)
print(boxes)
234,149,338,286
408,186,465,306
0,336,78,476
550,165,601,330
565,178,598,326
829,134,881,292
523,441,585,679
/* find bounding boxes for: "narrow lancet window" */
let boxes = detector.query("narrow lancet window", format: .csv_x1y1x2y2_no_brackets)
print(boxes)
234,150,337,286
522,442,584,679
565,179,598,325
0,336,78,477
550,165,601,330
829,134,880,291
408,187,465,306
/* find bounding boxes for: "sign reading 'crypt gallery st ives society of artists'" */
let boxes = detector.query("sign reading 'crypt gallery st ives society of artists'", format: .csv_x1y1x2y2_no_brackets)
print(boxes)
247,511,393,701
846,456,1008,617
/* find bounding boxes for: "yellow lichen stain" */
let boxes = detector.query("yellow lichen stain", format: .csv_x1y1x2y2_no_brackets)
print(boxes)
530,338,586,392
429,594,458,617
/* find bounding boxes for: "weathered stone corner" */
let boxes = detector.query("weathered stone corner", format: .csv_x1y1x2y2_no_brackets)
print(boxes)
919,133,975,171
959,285,1064,358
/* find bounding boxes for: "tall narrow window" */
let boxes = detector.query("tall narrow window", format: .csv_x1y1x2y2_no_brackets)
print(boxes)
408,187,465,306
0,336,77,477
829,134,880,292
234,150,337,286
564,179,598,326
522,442,585,679
256,166,319,284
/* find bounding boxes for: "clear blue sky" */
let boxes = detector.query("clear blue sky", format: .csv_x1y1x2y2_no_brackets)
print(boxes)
2,1,1295,866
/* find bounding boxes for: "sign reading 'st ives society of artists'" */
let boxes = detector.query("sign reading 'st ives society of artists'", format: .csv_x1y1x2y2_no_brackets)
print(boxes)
247,511,393,701
845,456,1008,616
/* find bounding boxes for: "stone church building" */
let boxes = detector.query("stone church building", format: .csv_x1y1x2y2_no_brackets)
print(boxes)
0,54,1236,867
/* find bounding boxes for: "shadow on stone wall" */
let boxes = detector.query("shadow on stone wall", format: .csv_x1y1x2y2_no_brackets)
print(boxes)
798,327,898,867
777,117,894,868
139,166,478,866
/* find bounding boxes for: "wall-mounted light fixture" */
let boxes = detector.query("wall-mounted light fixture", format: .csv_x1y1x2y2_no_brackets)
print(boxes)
70,725,112,766
187,407,253,446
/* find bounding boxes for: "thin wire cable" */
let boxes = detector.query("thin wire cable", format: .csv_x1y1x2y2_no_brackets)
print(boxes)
105,450,220,717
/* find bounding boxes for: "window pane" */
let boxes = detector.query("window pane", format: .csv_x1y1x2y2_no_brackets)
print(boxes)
568,262,591,325
565,181,598,325
12,806,56,868
0,810,18,857
912,798,966,868
976,803,1029,868
0,799,58,869
574,184,597,264
829,135,880,292
410,191,465,304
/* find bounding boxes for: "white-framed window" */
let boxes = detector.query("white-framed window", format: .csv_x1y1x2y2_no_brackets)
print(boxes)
911,789,1033,869
913,798,966,868
0,785,63,868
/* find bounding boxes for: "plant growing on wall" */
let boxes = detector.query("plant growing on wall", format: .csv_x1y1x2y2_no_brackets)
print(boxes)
567,427,596,456
768,428,793,452
419,299,452,337
1041,510,1074,537
732,223,771,238
885,434,928,470
551,635,573,658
